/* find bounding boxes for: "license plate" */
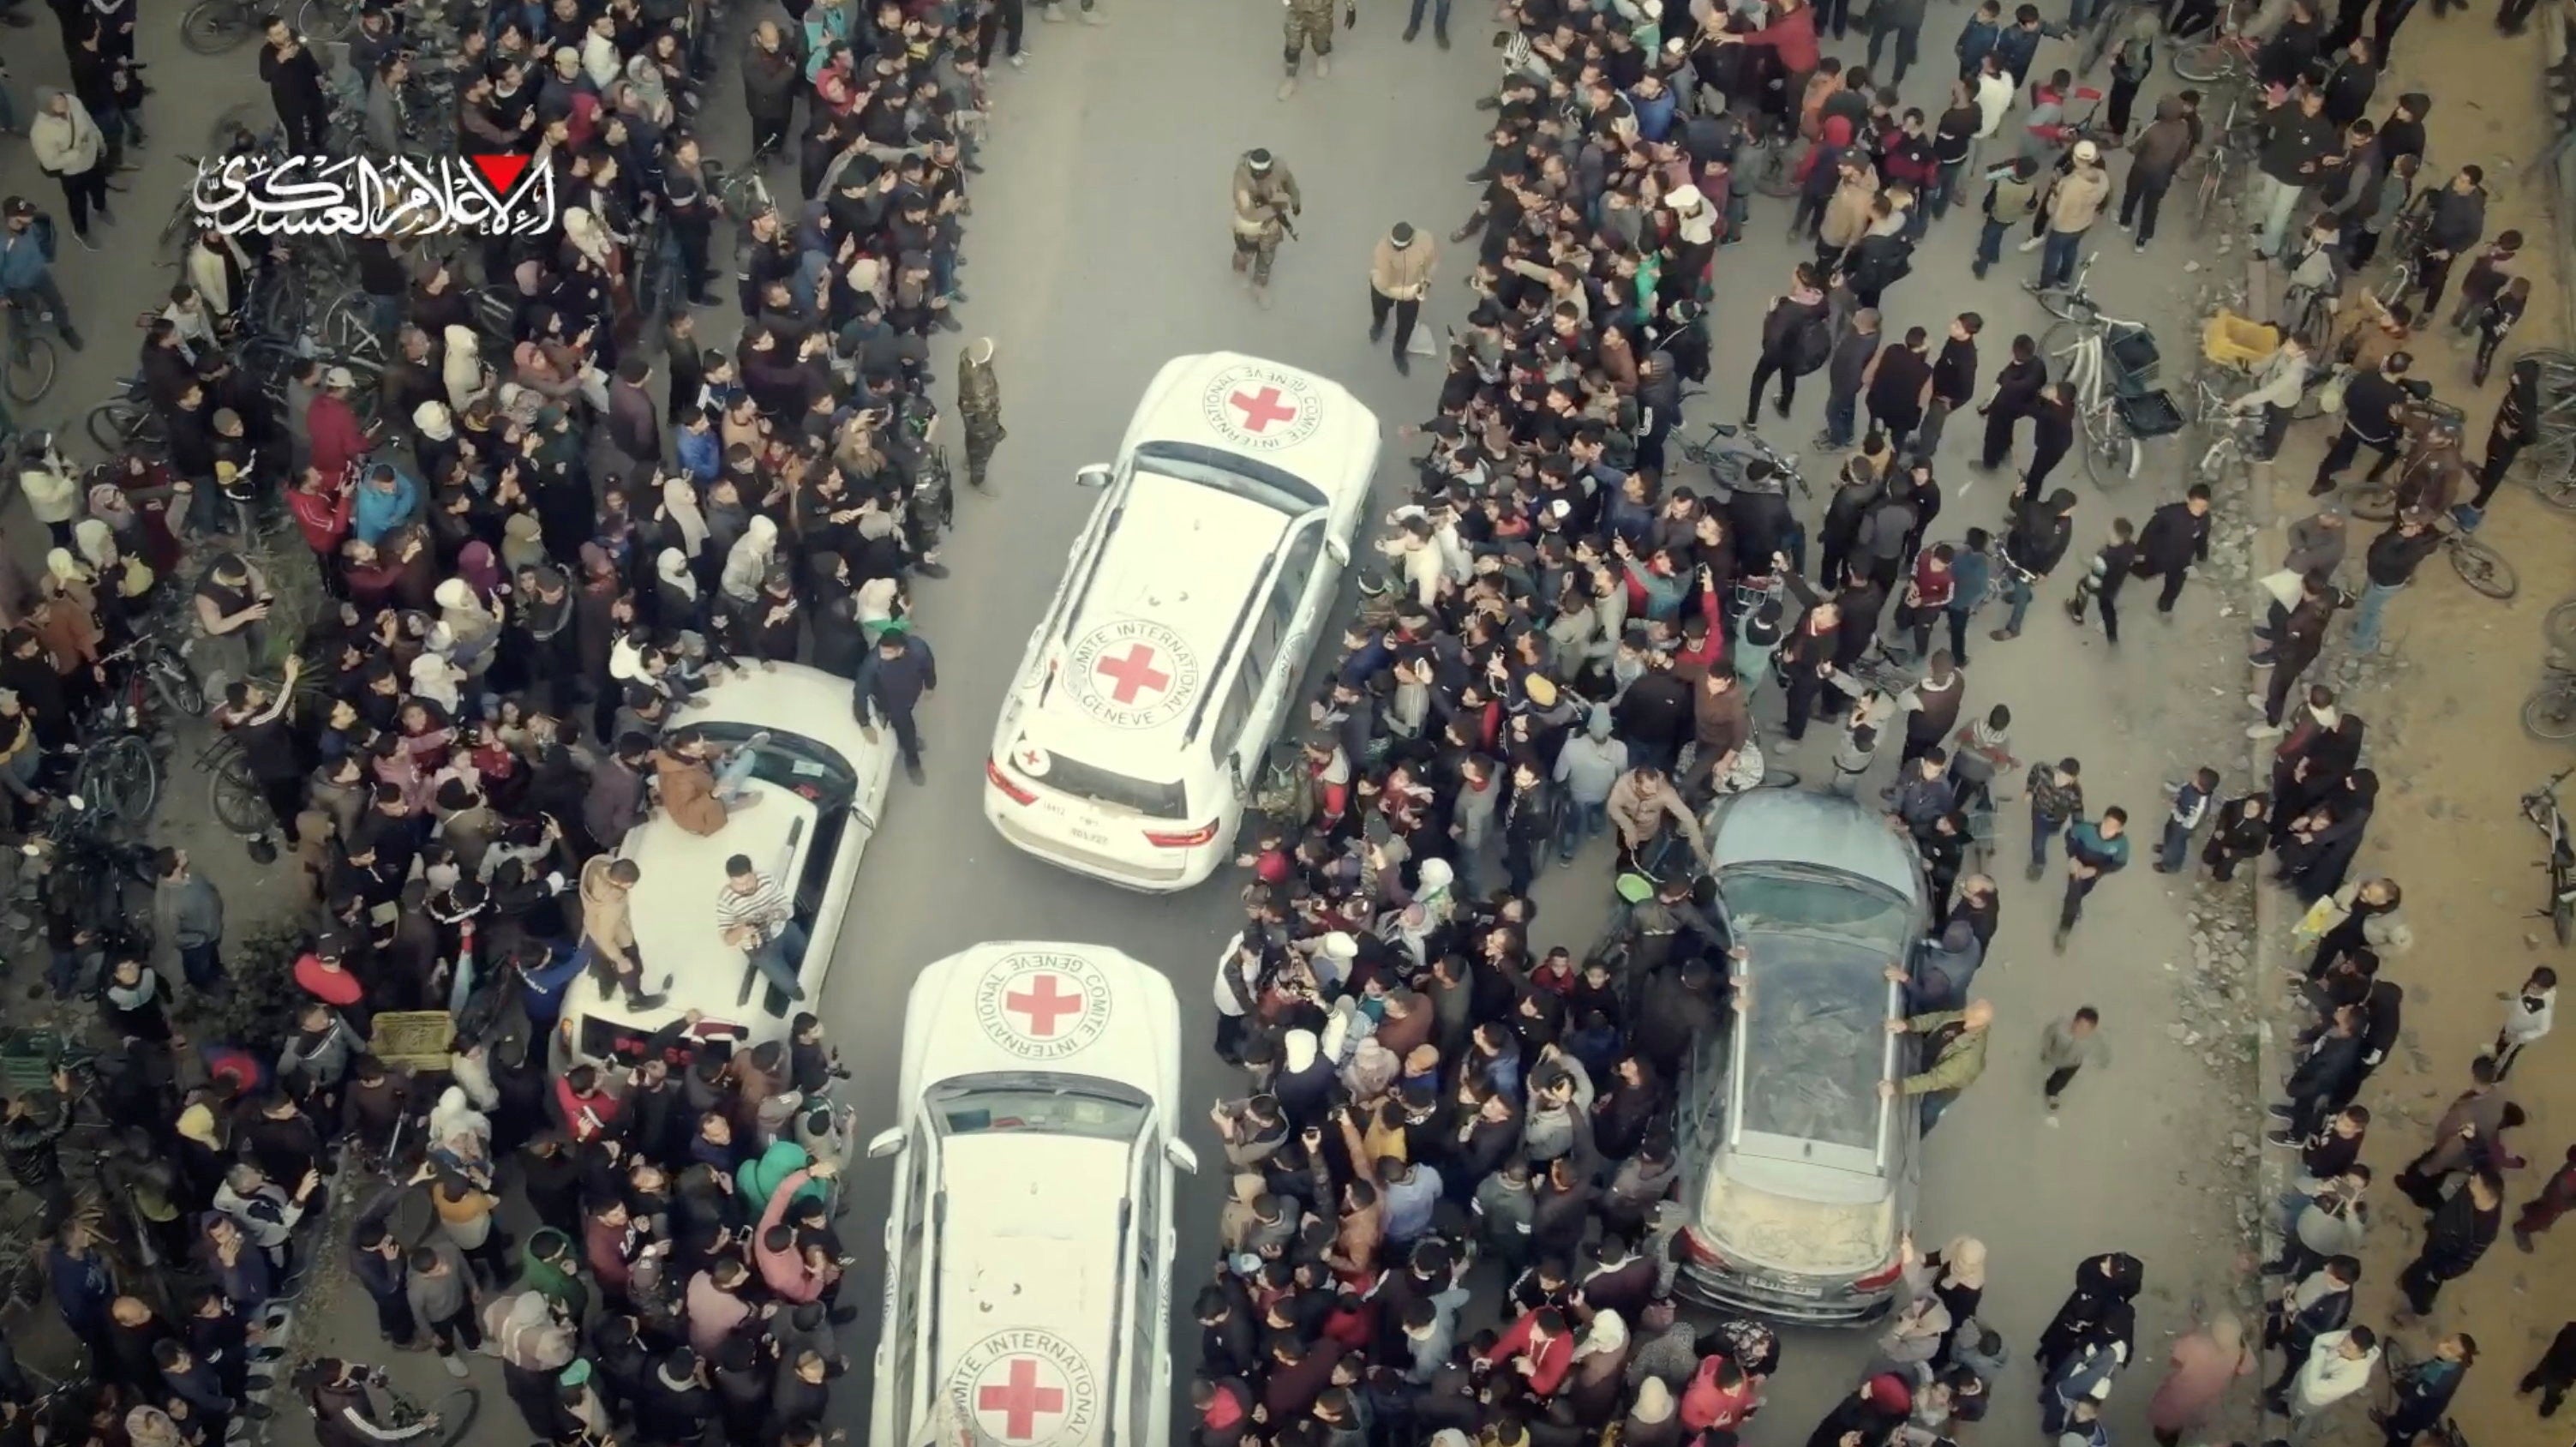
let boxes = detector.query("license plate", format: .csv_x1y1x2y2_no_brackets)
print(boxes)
1742,1275,1825,1298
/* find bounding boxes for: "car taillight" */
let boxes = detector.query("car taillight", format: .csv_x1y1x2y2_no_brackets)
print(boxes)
1850,1255,1906,1291
985,756,1036,805
1679,1227,1729,1268
1143,821,1220,849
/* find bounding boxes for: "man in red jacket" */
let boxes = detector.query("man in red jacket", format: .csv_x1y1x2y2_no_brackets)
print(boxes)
1716,0,1822,127
1479,1306,1575,1397
286,465,351,591
305,367,374,487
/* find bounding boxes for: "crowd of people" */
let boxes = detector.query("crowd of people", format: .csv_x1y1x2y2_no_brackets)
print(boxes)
1,0,992,1445
0,0,2568,1445
1188,0,2576,1445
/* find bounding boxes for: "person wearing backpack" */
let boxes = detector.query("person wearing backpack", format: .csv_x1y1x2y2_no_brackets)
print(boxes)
0,198,81,351
1745,261,1830,429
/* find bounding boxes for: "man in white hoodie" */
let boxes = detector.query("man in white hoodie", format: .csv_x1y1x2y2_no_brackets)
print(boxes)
2285,1325,2379,1441
27,89,108,247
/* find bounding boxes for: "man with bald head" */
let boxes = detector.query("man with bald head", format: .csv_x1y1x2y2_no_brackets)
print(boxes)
1879,997,1996,1134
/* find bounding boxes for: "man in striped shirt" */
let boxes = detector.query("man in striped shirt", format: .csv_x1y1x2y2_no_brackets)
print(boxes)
716,854,806,1001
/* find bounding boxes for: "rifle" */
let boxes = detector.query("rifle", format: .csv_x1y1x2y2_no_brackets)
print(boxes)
1276,211,1300,243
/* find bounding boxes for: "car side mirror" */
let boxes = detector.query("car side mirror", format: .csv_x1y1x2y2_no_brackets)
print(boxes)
865,1127,905,1160
1074,463,1112,489
1165,1139,1199,1174
1324,535,1350,567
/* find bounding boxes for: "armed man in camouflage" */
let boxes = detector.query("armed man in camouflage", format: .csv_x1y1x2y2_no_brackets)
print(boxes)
956,337,1005,490
1280,0,1350,99
1230,148,1303,302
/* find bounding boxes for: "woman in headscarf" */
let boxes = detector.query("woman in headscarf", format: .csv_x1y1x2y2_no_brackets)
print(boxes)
2270,712,2363,844
428,1084,493,1167
2144,1312,2253,1447
455,541,506,604
410,399,461,485
1917,1234,1987,1360
654,548,704,635
656,471,711,572
718,513,777,613
1566,1308,1632,1425
805,552,866,679
434,576,506,686
2035,1251,2143,1385
1623,1378,1684,1447
2275,768,2381,902
441,326,488,415
127,1404,184,1447
32,551,104,691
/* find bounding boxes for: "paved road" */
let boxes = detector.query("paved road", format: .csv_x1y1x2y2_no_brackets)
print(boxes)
0,6,2267,1445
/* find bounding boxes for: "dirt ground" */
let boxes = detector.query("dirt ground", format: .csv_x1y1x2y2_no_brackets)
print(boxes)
2248,8,2576,1444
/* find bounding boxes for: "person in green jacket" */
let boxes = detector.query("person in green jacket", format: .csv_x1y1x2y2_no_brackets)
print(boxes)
737,1138,826,1215
1879,999,1994,1136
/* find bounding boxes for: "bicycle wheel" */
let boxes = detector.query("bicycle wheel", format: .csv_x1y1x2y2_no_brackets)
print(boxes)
2170,39,2234,81
2549,598,2576,654
79,735,159,825
425,1387,479,1447
85,400,148,455
2524,683,2576,742
207,746,272,837
2081,409,2140,488
181,0,258,54
150,656,207,718
2450,537,2517,599
2517,439,2576,510
5,333,57,403
2036,287,2094,324
2346,483,2397,521
296,0,359,39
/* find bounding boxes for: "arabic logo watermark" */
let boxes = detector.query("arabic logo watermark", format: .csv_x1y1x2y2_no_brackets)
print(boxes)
191,153,557,239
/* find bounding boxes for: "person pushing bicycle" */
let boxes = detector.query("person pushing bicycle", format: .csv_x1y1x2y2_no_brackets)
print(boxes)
297,1359,440,1447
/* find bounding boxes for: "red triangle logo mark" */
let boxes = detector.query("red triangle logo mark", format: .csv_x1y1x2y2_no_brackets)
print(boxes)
466,153,530,197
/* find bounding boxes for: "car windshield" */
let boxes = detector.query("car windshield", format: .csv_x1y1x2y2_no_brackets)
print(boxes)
1133,441,1328,516
929,1073,1150,1143
1721,864,1916,958
690,724,857,809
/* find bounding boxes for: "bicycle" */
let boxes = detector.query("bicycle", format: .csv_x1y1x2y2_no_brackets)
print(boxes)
2525,648,2576,744
2038,258,2174,486
2169,27,2256,85
180,0,264,55
84,375,162,455
374,1383,477,1447
2,293,59,404
2344,481,2518,598
1677,417,1814,497
2189,93,2256,237
2186,373,2266,483
201,732,276,839
701,159,776,222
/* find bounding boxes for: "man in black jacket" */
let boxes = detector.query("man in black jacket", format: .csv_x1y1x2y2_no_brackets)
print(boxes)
2312,351,2413,495
2273,1002,2365,1139
2411,165,2489,317
2133,483,2213,613
856,624,938,784
2250,83,2338,257
2350,509,2444,653
1991,488,2077,641
257,19,328,153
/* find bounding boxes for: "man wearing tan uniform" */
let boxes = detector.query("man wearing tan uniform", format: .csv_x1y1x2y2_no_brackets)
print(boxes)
1369,222,1437,375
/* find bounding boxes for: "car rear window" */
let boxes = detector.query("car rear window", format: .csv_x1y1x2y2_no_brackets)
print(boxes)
1736,947,1889,1154
1039,752,1191,820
